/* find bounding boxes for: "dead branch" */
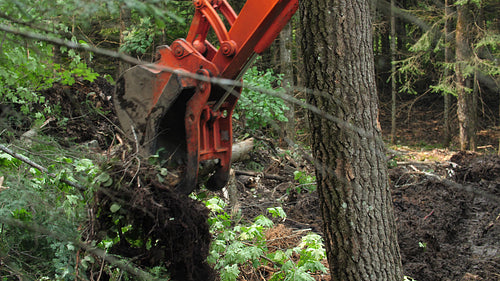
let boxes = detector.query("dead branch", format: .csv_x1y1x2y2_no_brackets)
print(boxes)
0,144,86,191
234,169,289,181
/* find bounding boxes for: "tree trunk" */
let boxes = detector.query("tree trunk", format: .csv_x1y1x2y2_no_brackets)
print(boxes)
472,70,478,151
390,0,397,143
455,3,475,151
299,0,403,280
280,22,295,146
443,0,453,146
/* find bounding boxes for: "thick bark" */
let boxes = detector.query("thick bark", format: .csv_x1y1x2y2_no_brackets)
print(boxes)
390,0,397,143
455,3,475,151
443,0,453,146
280,22,295,145
299,0,402,280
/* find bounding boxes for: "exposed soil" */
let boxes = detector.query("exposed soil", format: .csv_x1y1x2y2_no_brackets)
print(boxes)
39,78,117,149
91,162,215,281
390,151,500,281
37,79,500,280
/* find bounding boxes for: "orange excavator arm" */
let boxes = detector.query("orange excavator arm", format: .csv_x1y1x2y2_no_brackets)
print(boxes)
114,0,298,194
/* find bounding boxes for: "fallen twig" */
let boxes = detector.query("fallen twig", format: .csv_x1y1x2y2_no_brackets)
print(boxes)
0,144,86,191
235,170,289,181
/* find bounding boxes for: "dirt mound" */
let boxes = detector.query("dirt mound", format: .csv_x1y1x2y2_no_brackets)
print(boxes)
40,77,117,149
91,161,215,281
390,152,500,281
451,151,500,184
265,151,499,281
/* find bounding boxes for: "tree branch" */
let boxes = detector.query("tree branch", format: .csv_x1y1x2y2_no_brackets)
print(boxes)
0,144,86,191
376,0,431,31
234,170,289,181
0,217,162,281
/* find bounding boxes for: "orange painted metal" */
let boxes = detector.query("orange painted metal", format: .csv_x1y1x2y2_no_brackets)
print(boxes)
137,0,299,193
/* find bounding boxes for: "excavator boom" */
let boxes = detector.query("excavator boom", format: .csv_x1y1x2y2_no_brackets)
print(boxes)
114,0,298,194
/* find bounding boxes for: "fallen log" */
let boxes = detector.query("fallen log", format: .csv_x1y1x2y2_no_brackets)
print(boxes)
234,169,289,181
231,138,254,162
199,138,254,176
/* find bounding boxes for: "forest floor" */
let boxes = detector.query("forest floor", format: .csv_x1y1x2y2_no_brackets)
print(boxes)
38,78,499,281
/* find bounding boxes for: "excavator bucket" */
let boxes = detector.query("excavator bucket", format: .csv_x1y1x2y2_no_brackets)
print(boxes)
114,64,190,162
113,0,299,194
114,42,225,194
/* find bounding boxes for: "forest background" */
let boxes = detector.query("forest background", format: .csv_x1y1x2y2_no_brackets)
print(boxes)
0,0,498,280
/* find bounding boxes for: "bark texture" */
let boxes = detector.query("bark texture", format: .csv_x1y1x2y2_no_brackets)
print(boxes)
390,0,397,144
280,22,295,145
299,0,403,280
455,3,476,151
443,0,453,146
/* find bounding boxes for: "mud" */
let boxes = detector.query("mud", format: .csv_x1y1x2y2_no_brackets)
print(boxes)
390,153,500,281
275,151,500,281
91,162,215,281
39,77,117,148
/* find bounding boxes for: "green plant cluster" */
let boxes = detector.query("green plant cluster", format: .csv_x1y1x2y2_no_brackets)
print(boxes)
393,1,499,97
0,0,102,117
205,197,327,281
235,67,290,133
119,1,194,57
0,34,98,119
0,142,100,280
120,17,155,56
293,170,317,193
0,0,189,123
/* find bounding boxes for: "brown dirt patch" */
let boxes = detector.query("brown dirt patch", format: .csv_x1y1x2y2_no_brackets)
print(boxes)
90,161,215,281
39,77,117,149
391,152,500,281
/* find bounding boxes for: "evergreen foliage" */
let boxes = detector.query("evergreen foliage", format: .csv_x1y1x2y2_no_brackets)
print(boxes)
393,0,499,97
0,142,99,280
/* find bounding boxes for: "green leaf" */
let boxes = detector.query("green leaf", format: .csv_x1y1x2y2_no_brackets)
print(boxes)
268,207,287,219
271,250,287,263
221,264,239,281
11,208,33,221
206,197,226,212
110,203,121,213
0,152,20,167
160,168,168,176
254,214,273,228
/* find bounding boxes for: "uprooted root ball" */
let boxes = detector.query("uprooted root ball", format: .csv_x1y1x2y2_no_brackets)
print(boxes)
89,161,215,281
